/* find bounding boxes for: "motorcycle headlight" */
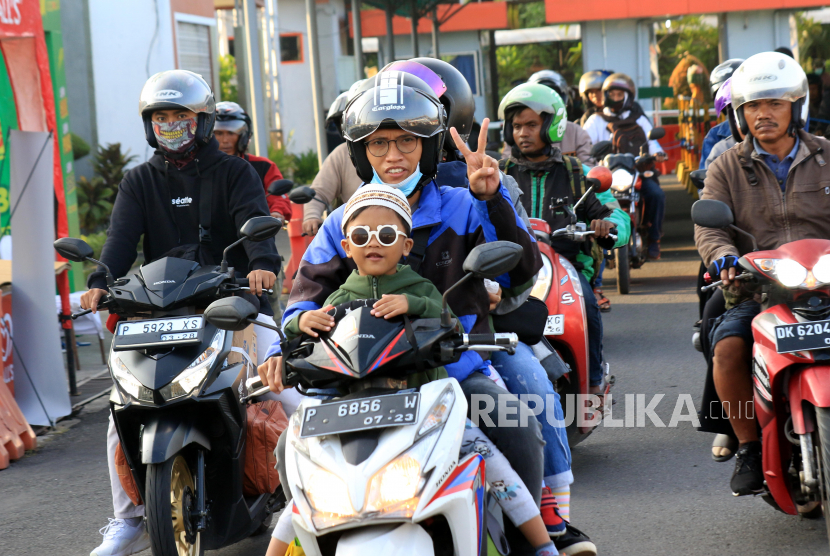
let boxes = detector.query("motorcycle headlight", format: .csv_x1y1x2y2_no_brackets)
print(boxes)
364,431,436,518
111,355,153,402
417,386,455,437
775,259,808,288
529,254,553,301
160,330,225,401
303,465,355,517
813,255,830,284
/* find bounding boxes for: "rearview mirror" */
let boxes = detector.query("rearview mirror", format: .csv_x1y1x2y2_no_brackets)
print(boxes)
648,127,666,141
288,186,316,205
587,166,612,193
689,169,707,191
204,297,259,332
240,216,283,242
590,141,613,160
462,241,523,280
691,199,734,229
54,237,94,262
268,179,294,197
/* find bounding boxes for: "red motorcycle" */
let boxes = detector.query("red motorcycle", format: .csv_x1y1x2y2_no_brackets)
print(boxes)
529,173,615,446
694,198,830,534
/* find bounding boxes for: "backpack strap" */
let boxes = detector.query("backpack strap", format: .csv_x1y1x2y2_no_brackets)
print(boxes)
406,225,435,275
562,155,586,199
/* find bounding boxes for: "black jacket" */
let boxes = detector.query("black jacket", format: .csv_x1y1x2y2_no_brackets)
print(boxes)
502,148,611,268
88,138,279,291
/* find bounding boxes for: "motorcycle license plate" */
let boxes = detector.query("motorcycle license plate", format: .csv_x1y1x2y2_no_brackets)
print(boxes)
545,315,564,336
113,316,204,350
300,392,420,438
774,319,830,354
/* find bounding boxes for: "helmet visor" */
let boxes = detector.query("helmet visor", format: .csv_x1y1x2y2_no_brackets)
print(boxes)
383,61,448,99
214,119,247,134
342,83,444,142
732,79,808,109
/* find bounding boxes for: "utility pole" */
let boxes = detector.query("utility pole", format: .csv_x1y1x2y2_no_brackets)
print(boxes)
306,0,328,164
410,1,419,58
431,9,439,58
385,4,395,63
353,0,364,80
239,0,268,157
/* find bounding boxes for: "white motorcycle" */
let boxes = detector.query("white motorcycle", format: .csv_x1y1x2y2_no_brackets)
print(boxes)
204,242,524,556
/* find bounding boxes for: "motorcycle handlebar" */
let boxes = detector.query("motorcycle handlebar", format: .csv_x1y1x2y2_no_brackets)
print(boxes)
700,272,752,292
233,277,274,295
462,332,518,348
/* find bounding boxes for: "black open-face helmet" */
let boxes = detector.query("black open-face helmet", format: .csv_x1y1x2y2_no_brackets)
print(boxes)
342,72,447,196
139,70,216,149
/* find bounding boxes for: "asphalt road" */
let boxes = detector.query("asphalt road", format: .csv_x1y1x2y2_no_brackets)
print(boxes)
1,178,828,555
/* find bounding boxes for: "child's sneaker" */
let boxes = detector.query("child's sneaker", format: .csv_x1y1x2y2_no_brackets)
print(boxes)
541,487,567,538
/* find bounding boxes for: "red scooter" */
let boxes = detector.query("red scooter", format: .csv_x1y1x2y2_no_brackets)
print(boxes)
695,198,830,535
529,172,615,446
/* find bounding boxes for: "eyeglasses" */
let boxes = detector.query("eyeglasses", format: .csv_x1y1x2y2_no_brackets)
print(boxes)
365,136,419,157
346,225,408,247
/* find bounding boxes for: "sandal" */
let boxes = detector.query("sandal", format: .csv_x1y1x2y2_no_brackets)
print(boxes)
712,433,739,462
593,288,611,312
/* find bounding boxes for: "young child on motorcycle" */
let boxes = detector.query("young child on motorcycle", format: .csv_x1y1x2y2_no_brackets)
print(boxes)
266,185,559,556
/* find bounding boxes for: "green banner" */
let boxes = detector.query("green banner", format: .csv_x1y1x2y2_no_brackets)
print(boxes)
0,54,18,233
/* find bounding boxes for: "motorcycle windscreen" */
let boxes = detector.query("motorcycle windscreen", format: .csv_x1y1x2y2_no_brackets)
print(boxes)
306,307,413,378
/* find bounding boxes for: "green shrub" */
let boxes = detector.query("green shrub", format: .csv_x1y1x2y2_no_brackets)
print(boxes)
220,54,239,103
76,143,135,234
293,149,319,185
70,133,90,160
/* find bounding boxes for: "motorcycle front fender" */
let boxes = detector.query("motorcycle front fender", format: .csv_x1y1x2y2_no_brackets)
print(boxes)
334,524,434,556
788,365,830,435
140,416,211,464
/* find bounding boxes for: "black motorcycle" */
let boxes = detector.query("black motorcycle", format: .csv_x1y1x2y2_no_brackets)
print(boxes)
591,127,665,294
54,212,287,556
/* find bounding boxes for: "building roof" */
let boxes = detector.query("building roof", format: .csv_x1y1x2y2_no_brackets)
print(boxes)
350,2,508,37
545,0,830,24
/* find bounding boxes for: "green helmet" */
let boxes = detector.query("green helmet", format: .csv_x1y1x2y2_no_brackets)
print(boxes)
498,83,567,145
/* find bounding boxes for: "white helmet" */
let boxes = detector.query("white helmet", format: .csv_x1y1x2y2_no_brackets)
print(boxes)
731,51,808,136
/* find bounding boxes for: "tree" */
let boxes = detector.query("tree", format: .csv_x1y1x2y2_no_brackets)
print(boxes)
220,54,239,104
496,2,582,99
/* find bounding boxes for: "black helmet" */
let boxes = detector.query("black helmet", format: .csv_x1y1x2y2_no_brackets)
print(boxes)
327,79,367,136
710,59,744,96
139,70,216,149
602,72,636,114
342,72,446,195
397,58,475,153
215,101,252,153
528,70,570,106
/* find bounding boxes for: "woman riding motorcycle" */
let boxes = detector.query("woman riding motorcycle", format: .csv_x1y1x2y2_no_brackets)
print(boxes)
258,72,550,554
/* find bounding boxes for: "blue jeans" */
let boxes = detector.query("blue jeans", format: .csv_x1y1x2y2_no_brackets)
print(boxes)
595,251,607,288
640,176,665,242
491,342,573,488
579,273,605,386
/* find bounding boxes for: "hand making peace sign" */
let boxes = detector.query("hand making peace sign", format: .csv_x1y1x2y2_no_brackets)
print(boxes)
450,118,500,201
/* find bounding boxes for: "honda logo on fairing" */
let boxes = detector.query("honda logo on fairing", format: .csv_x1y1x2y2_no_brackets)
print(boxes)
154,280,176,285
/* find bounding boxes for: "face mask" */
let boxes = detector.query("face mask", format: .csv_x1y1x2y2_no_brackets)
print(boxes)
371,164,423,198
153,118,197,153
